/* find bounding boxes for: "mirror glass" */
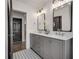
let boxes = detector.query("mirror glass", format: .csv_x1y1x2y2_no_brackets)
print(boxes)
37,13,45,31
53,2,72,32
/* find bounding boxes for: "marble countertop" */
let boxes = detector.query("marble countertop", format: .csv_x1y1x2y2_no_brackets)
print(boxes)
30,32,73,40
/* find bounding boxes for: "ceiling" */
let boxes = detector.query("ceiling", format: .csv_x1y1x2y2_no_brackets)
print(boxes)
14,0,54,10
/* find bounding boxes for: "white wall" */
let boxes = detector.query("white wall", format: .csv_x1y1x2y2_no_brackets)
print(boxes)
26,12,37,49
43,3,53,32
12,0,37,49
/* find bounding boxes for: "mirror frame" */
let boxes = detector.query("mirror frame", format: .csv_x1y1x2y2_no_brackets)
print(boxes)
53,1,73,32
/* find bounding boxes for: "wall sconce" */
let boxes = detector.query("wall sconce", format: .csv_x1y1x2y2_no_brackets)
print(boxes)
37,8,46,16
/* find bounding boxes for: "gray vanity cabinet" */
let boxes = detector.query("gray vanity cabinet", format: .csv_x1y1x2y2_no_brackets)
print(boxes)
30,33,72,59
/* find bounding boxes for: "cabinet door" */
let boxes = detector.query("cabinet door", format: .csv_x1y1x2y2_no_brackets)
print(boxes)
39,36,44,58
30,34,39,50
59,40,63,59
30,34,41,55
30,34,36,49
43,37,51,59
49,39,63,59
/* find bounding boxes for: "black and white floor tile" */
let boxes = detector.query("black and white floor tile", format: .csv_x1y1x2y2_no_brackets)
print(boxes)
13,49,41,59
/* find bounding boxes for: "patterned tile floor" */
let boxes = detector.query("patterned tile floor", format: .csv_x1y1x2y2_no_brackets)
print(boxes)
13,49,41,59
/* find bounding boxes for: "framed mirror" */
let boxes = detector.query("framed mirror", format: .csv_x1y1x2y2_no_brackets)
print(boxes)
53,2,72,32
37,13,45,31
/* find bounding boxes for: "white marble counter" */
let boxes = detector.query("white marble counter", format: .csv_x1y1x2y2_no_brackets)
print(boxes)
30,32,73,40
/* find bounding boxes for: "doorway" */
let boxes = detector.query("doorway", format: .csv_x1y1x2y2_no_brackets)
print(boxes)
12,10,26,52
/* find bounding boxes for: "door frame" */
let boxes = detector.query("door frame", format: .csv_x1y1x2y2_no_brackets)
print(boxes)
7,0,13,59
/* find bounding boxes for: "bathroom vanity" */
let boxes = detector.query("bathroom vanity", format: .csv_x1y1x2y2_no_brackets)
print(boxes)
30,32,73,59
